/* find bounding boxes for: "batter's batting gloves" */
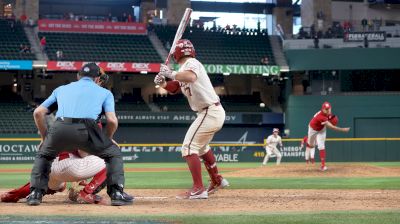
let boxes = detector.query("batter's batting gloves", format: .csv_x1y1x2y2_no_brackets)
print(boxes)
154,74,166,85
159,64,177,79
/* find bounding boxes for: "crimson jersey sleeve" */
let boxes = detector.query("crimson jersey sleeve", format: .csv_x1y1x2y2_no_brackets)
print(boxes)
309,111,329,131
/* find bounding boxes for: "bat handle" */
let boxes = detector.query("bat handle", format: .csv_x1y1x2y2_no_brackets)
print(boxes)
156,55,171,88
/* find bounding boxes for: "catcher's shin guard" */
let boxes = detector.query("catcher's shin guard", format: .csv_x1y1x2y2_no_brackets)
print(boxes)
1,182,30,202
84,168,107,194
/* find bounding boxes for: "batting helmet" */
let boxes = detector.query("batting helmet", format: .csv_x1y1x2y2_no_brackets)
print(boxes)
79,62,102,77
173,39,196,62
329,115,339,126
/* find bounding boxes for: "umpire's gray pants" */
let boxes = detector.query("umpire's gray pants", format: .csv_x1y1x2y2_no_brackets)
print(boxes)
30,120,124,195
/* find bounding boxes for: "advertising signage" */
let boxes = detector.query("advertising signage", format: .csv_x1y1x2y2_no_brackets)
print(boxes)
46,61,161,73
344,32,386,42
38,19,147,35
0,60,32,70
47,61,281,75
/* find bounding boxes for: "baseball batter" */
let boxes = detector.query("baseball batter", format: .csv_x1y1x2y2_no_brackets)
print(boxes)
300,135,315,164
262,128,283,165
154,39,229,199
308,102,350,171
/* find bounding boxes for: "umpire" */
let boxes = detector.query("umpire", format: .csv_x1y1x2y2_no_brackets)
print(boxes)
28,63,132,206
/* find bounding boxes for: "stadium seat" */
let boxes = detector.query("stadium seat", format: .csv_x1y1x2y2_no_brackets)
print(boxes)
39,32,163,63
0,19,36,60
154,25,275,65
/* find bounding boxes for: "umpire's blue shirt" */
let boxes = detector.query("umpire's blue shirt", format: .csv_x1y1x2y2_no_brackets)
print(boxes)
41,77,114,120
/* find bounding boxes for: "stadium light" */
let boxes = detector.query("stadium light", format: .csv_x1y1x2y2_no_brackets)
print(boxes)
262,73,269,76
223,72,230,76
140,71,148,74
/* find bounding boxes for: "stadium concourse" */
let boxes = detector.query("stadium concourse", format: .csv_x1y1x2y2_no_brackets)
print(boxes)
0,0,400,223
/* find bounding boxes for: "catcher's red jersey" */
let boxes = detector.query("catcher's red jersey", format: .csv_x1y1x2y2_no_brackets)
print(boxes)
309,110,329,131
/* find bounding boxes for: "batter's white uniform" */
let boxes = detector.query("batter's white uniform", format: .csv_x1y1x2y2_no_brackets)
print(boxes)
262,134,283,165
178,58,225,157
47,151,105,190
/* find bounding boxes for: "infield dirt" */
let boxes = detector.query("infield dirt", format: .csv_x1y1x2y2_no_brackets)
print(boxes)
1,164,400,216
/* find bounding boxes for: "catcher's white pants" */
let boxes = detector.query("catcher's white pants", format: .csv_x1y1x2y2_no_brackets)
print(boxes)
305,147,315,160
181,104,225,157
263,146,282,165
307,125,326,149
48,153,105,190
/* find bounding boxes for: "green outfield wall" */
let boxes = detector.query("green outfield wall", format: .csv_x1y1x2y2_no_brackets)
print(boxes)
0,138,398,163
286,95,400,138
285,48,400,70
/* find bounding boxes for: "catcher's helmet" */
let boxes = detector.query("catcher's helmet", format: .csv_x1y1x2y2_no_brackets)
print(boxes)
173,39,195,62
79,62,102,77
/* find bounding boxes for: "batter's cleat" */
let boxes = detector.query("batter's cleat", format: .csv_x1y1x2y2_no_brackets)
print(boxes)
26,190,43,206
176,187,208,200
110,190,134,206
207,177,230,194
320,166,328,171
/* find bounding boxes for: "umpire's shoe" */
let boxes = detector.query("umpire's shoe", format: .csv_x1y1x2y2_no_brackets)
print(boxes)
109,186,134,206
26,189,43,206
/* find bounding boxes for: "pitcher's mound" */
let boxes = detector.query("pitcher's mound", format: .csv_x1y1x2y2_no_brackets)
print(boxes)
224,163,400,178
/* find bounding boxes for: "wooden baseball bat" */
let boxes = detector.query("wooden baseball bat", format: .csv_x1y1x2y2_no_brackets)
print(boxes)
156,8,192,88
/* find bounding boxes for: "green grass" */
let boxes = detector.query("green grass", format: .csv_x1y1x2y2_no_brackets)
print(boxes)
1,211,400,224
1,172,399,189
0,162,261,170
0,162,399,189
368,162,400,167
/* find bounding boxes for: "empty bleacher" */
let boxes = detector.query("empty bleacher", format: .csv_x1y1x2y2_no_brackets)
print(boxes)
0,92,37,134
152,94,191,111
154,25,275,65
39,32,162,63
0,19,36,60
115,93,150,111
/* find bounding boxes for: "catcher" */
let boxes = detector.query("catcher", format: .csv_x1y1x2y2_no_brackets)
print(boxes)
1,70,130,204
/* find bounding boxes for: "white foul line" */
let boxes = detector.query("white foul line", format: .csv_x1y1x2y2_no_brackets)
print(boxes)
135,196,169,200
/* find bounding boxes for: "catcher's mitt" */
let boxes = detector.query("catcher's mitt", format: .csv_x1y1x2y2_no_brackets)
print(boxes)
67,182,83,202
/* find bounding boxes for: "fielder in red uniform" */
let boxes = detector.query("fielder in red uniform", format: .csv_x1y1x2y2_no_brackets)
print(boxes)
308,102,350,171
